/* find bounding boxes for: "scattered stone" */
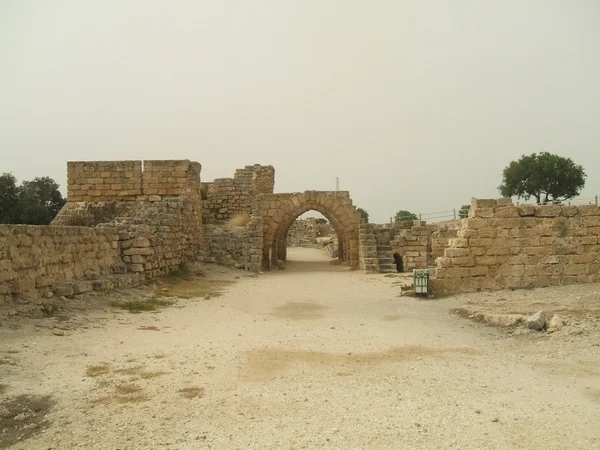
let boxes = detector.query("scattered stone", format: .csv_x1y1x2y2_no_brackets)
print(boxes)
52,329,65,336
204,294,211,300
13,413,27,421
526,310,546,331
547,315,564,333
0,405,12,419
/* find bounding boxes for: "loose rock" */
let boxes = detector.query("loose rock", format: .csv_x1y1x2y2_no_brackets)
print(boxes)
526,310,546,331
548,314,564,333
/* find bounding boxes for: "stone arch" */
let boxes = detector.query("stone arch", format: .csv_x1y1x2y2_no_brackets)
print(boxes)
261,191,360,270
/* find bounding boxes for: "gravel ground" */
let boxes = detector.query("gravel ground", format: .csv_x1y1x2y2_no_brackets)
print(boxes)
1,247,599,450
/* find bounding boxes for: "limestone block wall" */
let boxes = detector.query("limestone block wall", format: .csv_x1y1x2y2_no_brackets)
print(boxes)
67,161,142,202
57,159,204,280
202,164,275,224
431,198,600,295
67,160,201,203
0,225,123,304
203,217,263,271
287,219,317,247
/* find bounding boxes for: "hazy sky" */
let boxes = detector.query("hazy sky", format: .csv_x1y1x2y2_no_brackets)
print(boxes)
1,1,599,223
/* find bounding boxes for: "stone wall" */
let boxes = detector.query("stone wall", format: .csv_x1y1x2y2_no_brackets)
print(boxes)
67,160,199,203
287,219,317,247
201,164,275,224
67,161,142,202
0,225,128,304
55,159,204,280
203,217,263,271
431,198,600,295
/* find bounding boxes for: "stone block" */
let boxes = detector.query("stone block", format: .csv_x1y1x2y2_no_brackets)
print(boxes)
494,207,519,218
518,205,535,216
535,205,561,217
451,256,475,267
53,283,74,297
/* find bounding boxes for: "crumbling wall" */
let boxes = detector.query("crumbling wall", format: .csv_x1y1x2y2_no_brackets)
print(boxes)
202,164,275,224
203,217,263,270
287,219,317,247
0,225,127,305
431,198,600,295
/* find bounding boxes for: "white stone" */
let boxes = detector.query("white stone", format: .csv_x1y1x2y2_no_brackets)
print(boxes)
526,310,546,331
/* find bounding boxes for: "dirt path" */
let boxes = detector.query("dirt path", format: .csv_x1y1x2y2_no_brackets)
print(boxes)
1,247,599,449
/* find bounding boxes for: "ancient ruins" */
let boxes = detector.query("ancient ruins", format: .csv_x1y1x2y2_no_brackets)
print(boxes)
1,159,599,304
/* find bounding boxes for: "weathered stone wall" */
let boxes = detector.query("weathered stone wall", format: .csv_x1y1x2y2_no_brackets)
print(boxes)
287,219,317,247
203,217,263,270
55,159,204,280
67,160,143,202
431,198,600,295
201,164,275,224
67,160,199,203
0,225,127,304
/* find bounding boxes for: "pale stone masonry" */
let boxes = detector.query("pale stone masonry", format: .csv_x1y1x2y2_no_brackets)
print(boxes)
3,157,600,305
430,198,600,294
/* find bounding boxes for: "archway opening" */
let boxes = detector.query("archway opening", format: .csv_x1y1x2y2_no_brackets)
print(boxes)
279,210,344,272
261,191,360,272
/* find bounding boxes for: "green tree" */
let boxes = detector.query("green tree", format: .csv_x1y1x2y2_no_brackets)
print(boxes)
355,207,369,223
0,173,20,223
498,152,586,204
395,210,418,222
458,204,471,219
0,174,66,225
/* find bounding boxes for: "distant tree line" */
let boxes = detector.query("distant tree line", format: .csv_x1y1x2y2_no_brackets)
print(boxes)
0,173,66,225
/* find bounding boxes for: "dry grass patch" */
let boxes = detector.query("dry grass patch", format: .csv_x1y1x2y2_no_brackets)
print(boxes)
5,350,20,354
110,298,175,313
0,383,8,394
179,386,205,399
155,276,232,300
114,365,145,376
115,383,143,395
152,353,168,359
86,363,110,377
139,370,169,379
227,213,251,227
138,325,161,331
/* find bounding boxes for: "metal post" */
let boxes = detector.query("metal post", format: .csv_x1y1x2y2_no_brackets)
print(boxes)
453,209,456,220
419,213,422,220
336,177,339,191
596,195,598,206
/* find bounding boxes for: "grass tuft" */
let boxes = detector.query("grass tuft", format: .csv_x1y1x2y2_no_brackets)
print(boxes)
179,386,205,399
110,298,174,313
86,363,110,377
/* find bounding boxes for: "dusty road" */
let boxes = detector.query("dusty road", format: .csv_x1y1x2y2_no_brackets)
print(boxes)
1,247,599,449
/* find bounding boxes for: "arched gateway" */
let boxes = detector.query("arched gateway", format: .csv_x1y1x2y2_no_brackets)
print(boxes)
255,190,361,270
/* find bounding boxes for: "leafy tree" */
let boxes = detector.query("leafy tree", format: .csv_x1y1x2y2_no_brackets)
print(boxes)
0,173,20,223
315,218,328,224
498,152,586,204
458,204,471,219
395,210,418,222
0,174,66,225
355,207,369,223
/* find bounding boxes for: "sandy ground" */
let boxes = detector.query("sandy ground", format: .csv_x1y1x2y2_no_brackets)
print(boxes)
1,247,599,450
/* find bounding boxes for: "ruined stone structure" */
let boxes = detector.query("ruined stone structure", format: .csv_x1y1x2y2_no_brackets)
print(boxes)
358,220,460,273
287,219,318,248
3,158,599,305
255,191,360,269
431,199,600,295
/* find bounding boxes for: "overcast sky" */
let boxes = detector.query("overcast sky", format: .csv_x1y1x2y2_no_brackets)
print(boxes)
1,1,599,223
